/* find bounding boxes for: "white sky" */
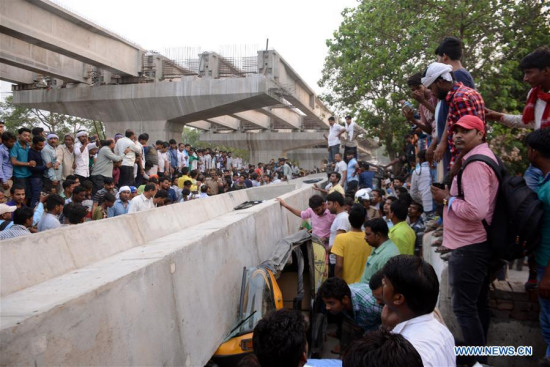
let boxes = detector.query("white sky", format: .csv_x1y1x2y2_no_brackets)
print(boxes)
51,0,358,94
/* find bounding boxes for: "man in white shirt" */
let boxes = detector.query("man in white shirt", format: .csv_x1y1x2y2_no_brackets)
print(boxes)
114,129,142,187
344,115,357,159
334,153,347,187
324,116,346,164
381,255,455,367
327,191,350,277
128,183,157,213
73,131,90,181
156,142,169,178
203,149,212,171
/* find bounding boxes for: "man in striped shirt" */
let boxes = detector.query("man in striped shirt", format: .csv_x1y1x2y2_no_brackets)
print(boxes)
0,207,33,240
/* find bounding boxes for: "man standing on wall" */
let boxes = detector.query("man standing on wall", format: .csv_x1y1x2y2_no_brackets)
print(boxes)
343,115,367,159
324,116,345,165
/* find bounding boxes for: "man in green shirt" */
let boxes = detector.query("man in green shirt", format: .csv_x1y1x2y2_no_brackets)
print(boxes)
360,218,400,284
388,199,416,255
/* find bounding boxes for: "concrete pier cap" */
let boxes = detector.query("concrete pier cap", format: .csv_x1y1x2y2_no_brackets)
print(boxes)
0,175,326,366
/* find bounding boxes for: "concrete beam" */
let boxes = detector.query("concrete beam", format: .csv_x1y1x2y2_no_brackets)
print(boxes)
187,121,212,131
232,110,271,130
0,63,34,84
260,106,302,129
0,182,322,366
206,116,240,130
0,0,142,76
0,34,88,83
13,75,281,124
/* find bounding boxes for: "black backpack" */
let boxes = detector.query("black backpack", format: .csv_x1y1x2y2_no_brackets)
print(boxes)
0,220,12,231
457,154,545,260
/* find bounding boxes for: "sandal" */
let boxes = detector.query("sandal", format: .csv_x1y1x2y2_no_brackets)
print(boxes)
435,246,452,254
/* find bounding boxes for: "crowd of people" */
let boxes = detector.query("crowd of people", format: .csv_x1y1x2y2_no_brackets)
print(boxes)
1,37,549,367
0,124,312,239
257,42,549,367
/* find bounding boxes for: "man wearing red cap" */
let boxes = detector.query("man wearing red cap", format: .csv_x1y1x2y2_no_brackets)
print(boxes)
431,115,498,365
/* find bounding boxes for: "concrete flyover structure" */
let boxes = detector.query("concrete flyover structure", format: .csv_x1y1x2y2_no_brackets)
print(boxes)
0,176,325,366
0,0,375,169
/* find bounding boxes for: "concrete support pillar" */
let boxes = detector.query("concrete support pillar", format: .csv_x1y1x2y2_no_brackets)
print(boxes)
199,52,219,79
103,121,182,142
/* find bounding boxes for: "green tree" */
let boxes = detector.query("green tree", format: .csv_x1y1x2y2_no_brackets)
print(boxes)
320,0,549,168
0,95,105,138
0,95,36,131
181,127,201,146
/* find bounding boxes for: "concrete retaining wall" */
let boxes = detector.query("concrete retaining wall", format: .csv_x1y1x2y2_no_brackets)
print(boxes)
423,231,546,367
0,176,323,366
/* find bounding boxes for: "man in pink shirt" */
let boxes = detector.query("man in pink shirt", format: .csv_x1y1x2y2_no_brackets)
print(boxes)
431,115,498,365
276,195,335,245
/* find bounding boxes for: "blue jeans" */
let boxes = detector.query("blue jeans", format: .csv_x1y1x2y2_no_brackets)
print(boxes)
449,241,492,363
29,177,43,208
328,144,340,164
525,165,543,192
538,266,550,357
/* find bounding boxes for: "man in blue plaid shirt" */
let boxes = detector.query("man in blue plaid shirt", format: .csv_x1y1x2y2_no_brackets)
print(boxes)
319,277,382,353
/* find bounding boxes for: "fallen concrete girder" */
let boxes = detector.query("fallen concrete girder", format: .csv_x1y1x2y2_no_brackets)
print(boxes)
0,177,324,366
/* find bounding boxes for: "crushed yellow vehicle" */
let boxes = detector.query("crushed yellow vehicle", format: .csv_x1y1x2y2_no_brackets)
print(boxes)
209,230,328,367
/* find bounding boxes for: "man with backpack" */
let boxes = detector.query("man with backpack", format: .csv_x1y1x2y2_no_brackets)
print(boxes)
431,115,498,365
525,128,550,362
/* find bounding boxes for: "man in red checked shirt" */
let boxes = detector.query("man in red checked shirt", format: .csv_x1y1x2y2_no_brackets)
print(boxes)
421,62,485,180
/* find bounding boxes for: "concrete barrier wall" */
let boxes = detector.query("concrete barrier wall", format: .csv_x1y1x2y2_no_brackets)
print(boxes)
423,232,546,367
0,177,320,366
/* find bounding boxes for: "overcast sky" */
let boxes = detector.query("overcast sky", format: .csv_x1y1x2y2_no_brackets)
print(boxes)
47,0,359,94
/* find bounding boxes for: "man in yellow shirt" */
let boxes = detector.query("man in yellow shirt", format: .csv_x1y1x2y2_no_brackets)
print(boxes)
331,204,373,283
388,199,416,255
177,167,196,191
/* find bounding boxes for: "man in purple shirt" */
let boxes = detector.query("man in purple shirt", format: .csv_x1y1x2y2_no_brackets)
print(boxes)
0,131,16,197
431,115,498,365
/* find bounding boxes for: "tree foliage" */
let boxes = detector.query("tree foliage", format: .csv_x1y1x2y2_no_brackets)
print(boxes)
320,0,549,164
0,95,105,138
181,127,201,146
